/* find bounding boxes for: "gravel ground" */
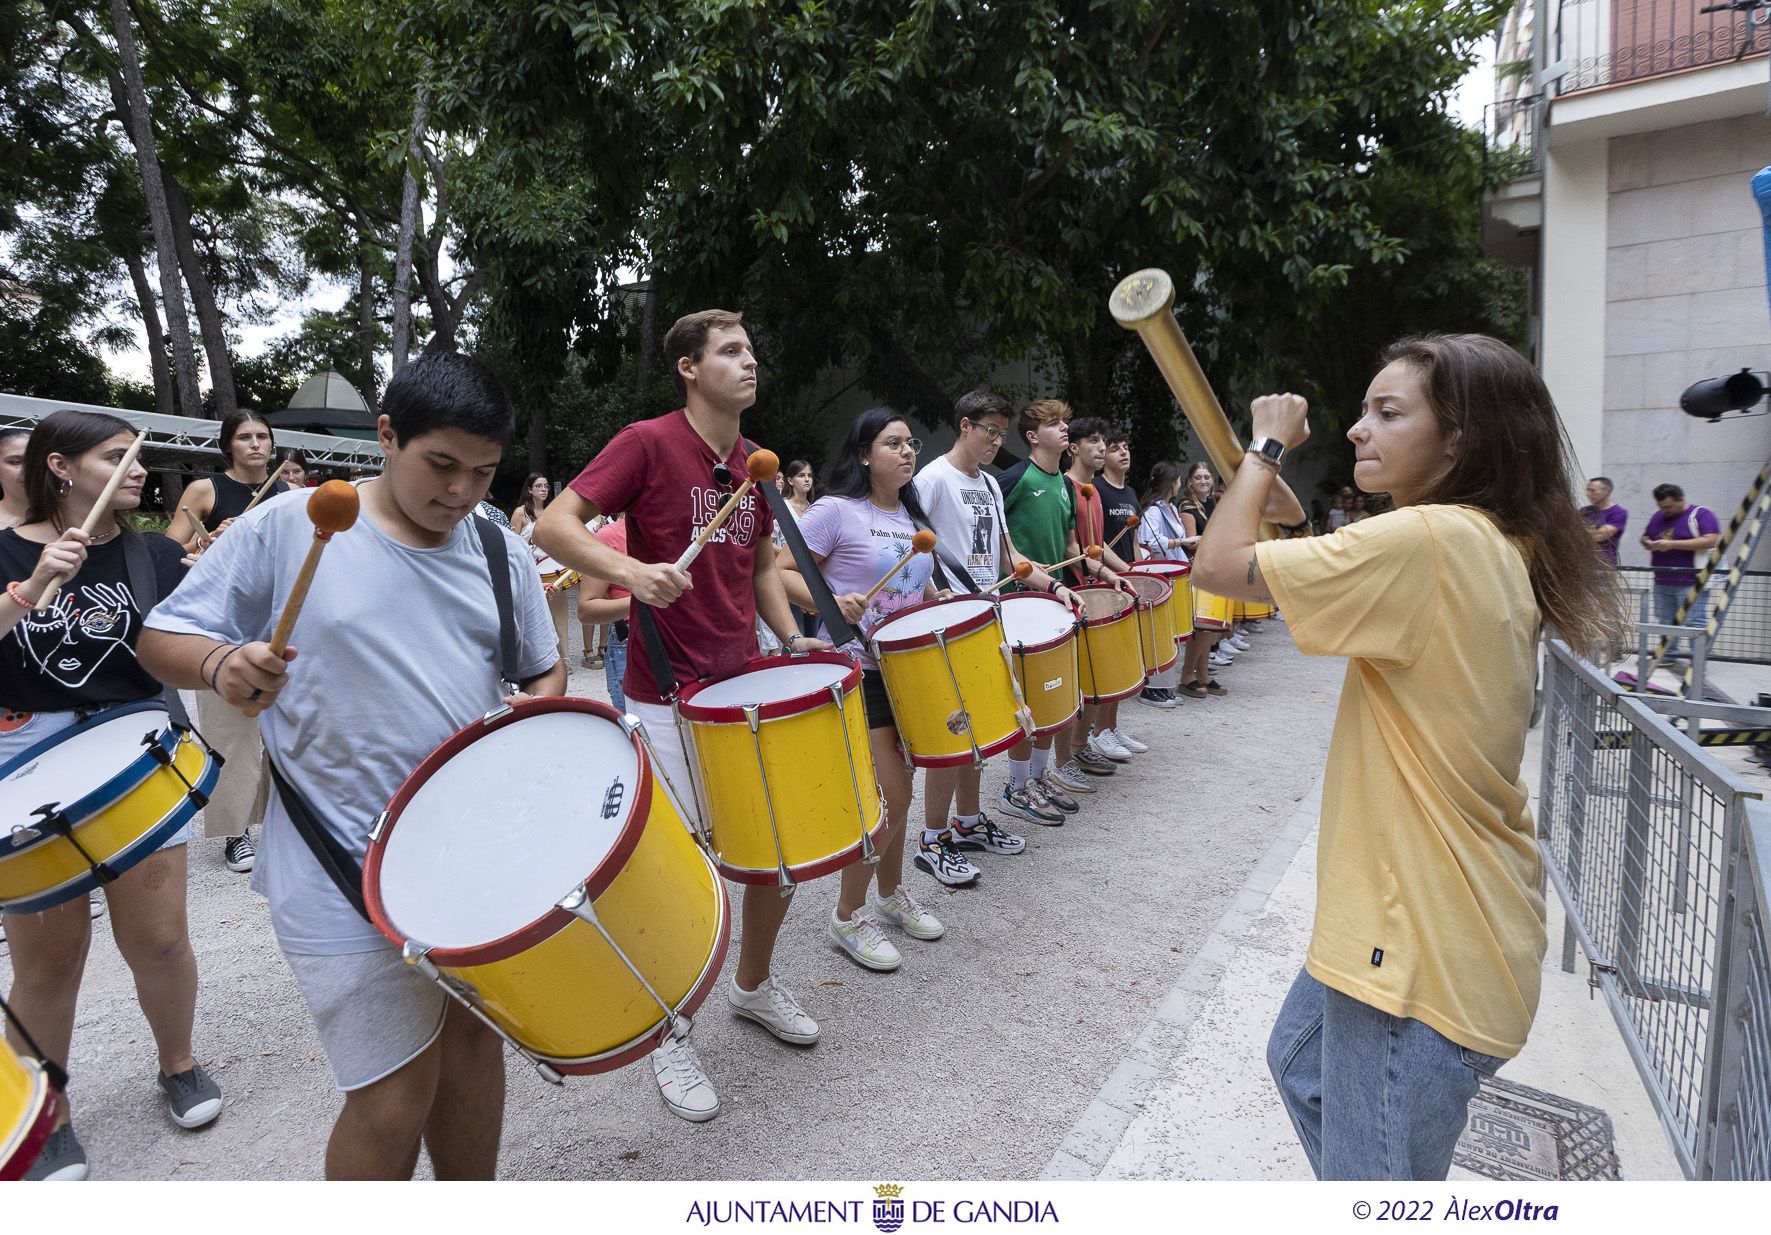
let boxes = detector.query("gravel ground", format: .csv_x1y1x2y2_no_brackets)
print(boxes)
2,620,1344,1180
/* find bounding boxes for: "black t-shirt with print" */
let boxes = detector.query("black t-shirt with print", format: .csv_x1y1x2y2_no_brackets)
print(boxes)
0,529,187,713
1094,475,1139,554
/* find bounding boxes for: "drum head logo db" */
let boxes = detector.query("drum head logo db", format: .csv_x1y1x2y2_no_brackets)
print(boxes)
872,1183,904,1233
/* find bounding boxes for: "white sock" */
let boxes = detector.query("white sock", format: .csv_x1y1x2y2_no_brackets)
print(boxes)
922,827,947,846
956,813,981,829
1030,746,1052,778
1008,758,1030,791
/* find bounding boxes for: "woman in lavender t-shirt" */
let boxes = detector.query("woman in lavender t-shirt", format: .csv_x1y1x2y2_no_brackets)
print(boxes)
781,408,963,971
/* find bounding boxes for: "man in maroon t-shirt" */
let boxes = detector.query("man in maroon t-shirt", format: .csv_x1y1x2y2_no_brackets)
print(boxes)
536,310,829,1126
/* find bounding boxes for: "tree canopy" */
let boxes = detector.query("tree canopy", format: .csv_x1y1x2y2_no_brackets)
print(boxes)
1,0,1523,491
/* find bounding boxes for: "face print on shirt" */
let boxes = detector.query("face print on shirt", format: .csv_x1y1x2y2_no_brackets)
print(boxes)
10,581,139,688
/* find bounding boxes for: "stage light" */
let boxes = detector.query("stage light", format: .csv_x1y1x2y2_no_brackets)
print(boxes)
1680,369,1768,421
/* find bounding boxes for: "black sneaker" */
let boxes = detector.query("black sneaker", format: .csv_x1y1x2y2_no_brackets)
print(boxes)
158,1063,223,1129
1073,746,1117,776
913,835,980,886
1138,687,1177,709
224,831,255,873
24,1123,88,1181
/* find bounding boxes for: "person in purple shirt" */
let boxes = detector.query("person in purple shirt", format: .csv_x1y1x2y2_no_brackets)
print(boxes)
1640,482,1721,631
1579,476,1627,566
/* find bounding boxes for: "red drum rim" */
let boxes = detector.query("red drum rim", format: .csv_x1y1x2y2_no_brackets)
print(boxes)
717,817,887,886
0,1060,55,1182
903,727,1026,770
997,592,1080,656
1127,558,1192,580
1071,583,1140,627
675,652,863,724
869,595,1001,652
363,696,653,968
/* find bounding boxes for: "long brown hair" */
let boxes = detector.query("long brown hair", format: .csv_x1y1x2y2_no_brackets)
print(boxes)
1381,334,1627,658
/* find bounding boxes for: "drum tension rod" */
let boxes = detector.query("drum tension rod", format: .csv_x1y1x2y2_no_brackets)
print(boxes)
399,942,565,1085
743,703,797,894
828,683,878,866
933,628,984,768
555,887,694,1043
29,803,119,885
140,730,209,809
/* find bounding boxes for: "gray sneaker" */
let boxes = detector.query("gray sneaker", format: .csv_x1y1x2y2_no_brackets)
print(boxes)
24,1123,88,1181
158,1063,223,1129
1073,746,1117,776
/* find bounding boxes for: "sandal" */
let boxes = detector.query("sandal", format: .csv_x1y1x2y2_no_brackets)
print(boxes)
1204,679,1228,697
1178,681,1208,699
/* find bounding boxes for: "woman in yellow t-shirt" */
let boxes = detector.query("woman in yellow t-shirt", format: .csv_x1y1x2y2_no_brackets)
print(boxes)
1193,334,1625,1181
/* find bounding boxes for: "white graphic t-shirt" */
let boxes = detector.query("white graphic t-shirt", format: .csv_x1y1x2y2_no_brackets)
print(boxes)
912,455,1007,591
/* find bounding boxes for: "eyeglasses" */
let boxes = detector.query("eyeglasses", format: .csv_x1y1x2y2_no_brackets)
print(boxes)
969,422,1006,443
712,462,734,491
879,437,922,456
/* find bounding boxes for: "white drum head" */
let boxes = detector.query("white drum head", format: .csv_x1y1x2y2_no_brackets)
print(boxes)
998,595,1075,647
873,597,994,644
376,711,639,949
691,661,849,708
534,552,563,575
0,708,169,818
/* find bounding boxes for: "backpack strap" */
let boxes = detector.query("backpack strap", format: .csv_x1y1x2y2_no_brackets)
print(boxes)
740,443,861,647
472,515,521,686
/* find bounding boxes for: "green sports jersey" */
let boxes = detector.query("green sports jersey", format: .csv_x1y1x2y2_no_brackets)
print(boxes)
997,456,1075,574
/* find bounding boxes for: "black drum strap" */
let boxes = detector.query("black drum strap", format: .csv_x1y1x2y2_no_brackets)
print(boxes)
632,601,680,700
742,444,860,647
266,755,369,922
906,511,981,595
472,516,521,686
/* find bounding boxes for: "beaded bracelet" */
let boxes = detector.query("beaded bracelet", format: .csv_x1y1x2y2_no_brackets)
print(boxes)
6,580,39,610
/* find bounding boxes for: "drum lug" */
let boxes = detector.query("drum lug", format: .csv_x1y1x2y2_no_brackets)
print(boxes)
368,810,391,844
400,942,565,1086
479,703,514,726
741,703,799,896
558,885,694,1037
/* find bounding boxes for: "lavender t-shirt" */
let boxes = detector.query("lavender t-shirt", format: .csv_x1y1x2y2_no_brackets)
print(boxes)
1644,504,1720,587
1580,503,1627,566
798,495,934,668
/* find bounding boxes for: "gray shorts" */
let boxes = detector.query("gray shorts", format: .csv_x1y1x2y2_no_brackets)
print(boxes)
282,945,447,1091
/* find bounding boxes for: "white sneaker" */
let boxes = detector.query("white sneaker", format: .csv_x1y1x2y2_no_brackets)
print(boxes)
1208,651,1235,668
1089,731,1132,763
651,1036,719,1122
869,886,945,940
830,908,902,971
1112,727,1149,754
1227,634,1250,651
728,976,820,1044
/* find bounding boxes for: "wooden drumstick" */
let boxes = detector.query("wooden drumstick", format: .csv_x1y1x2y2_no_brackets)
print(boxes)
674,450,779,572
244,481,360,717
858,530,936,606
1107,512,1140,555
983,561,1035,594
35,431,146,610
1045,545,1102,576
177,505,211,550
545,569,582,595
238,468,286,517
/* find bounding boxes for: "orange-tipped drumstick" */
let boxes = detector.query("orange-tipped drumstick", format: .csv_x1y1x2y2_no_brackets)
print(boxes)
36,431,146,611
674,450,779,571
245,481,359,716
983,560,1035,594
1106,512,1140,554
1045,545,1102,576
858,530,936,606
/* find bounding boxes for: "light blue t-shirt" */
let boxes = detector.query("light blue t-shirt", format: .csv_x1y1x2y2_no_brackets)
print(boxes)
145,485,559,955
798,494,934,668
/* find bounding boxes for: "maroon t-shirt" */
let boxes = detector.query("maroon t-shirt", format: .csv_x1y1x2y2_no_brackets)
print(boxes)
568,409,774,704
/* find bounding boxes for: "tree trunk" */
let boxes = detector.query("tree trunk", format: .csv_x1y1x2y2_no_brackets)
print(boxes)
162,171,236,418
123,245,173,416
391,74,431,372
634,279,660,397
106,0,202,418
357,244,379,412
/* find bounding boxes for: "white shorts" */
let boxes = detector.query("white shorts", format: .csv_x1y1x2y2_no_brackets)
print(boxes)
282,945,447,1091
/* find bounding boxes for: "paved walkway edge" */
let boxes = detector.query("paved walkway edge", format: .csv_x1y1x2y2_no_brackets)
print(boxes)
1039,774,1326,1180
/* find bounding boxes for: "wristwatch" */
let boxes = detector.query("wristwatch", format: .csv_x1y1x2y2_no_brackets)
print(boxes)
1246,437,1286,469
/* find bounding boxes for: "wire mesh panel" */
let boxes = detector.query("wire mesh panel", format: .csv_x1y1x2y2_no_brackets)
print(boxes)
1715,807,1771,1180
1618,568,1771,665
1538,640,1769,1176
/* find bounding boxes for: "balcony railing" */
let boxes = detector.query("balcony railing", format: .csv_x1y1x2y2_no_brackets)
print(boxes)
1554,0,1771,93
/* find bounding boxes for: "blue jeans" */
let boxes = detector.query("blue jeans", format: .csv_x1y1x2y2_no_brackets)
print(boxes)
604,633,628,714
1267,968,1506,1180
1652,583,1709,631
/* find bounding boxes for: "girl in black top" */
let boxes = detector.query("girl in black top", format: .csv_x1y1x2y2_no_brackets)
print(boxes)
0,426,29,530
0,410,220,1179
168,410,286,552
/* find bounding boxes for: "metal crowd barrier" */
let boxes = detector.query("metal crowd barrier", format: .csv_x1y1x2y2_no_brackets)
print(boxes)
1617,567,1771,668
1539,639,1769,1178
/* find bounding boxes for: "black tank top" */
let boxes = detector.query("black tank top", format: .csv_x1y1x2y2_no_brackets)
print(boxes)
206,471,286,530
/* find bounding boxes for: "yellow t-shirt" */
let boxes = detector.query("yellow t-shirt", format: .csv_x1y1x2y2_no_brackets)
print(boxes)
1256,505,1546,1058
